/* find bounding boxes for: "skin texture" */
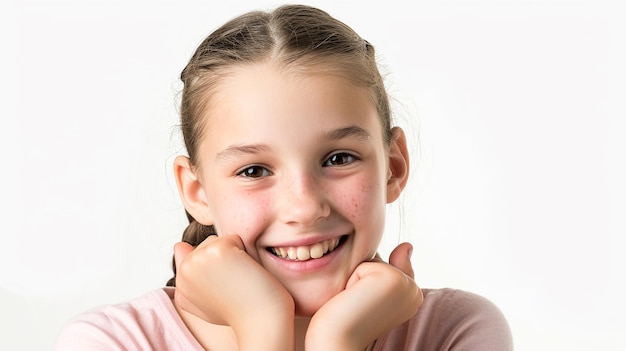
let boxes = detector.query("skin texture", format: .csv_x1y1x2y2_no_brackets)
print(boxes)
173,62,422,351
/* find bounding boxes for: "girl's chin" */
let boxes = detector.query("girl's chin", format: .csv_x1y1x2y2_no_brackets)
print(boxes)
294,299,328,317
290,285,343,317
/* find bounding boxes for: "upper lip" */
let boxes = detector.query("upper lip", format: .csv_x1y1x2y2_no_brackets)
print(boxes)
263,232,349,249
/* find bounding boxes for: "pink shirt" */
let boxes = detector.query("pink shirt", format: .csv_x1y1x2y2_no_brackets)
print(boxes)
54,287,512,350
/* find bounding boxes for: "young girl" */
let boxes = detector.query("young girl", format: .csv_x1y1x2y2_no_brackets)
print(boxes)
55,5,512,351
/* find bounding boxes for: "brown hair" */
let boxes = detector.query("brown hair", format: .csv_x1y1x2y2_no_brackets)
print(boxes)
167,4,393,287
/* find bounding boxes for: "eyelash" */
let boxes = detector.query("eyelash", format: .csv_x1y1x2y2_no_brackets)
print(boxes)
236,165,272,179
323,152,359,167
235,152,359,179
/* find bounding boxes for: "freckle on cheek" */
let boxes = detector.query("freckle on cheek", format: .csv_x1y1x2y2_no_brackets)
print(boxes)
351,193,364,216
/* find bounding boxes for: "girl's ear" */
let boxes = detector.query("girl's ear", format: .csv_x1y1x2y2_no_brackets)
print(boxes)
386,127,410,203
173,155,213,225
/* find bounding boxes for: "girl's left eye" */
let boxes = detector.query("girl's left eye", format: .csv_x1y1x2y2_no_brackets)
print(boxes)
237,166,271,178
323,152,358,167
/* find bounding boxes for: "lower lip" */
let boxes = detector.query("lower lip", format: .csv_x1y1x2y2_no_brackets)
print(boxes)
264,237,347,274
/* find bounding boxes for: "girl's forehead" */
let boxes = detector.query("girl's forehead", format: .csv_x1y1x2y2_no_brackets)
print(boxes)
196,63,384,150
209,62,378,114
220,60,370,91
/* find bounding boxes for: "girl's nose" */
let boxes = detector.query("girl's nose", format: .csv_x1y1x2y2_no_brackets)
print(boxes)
278,174,330,226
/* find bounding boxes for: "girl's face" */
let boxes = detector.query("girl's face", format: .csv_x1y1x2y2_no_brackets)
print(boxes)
186,63,407,316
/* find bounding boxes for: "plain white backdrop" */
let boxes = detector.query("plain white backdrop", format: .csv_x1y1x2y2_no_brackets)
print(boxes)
3,0,625,350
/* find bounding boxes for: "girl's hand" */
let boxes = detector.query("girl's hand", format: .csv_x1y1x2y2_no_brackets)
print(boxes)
173,235,295,351
306,242,423,351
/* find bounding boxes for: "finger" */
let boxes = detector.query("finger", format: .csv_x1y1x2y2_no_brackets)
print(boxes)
370,252,383,263
173,241,195,273
388,242,414,279
221,234,246,251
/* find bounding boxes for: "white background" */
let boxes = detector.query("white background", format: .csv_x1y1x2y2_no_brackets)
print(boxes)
2,0,625,350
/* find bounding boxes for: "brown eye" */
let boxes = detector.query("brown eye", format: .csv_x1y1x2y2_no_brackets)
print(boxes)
237,166,271,178
324,153,357,167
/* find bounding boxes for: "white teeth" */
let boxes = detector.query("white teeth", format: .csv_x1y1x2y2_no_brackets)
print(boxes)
329,239,338,252
310,243,324,259
297,246,310,261
288,247,297,260
322,240,329,253
270,238,341,261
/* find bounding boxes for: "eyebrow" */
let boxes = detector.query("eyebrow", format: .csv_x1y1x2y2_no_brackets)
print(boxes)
326,125,371,141
215,144,271,161
215,125,371,161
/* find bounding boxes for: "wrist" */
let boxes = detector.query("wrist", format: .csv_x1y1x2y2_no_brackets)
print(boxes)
305,322,366,351
235,310,295,351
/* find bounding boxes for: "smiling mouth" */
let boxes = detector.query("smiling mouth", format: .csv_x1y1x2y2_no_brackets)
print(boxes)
268,236,347,261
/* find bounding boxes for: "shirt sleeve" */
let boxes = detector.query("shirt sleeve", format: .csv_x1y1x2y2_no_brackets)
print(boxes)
373,288,514,351
52,288,204,351
430,289,513,351
53,313,126,351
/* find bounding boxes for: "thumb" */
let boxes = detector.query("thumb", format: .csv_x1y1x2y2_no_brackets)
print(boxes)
173,241,195,273
388,242,414,279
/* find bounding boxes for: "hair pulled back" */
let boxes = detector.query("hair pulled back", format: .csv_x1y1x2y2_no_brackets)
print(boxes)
167,4,392,287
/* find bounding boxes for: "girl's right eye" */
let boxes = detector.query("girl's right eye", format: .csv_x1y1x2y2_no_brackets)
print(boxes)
236,165,271,179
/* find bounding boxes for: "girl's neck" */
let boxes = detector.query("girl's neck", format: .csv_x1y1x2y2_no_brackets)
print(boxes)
295,317,311,351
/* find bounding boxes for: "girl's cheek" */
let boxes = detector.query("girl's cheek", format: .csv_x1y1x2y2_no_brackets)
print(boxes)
339,175,383,219
217,190,271,237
